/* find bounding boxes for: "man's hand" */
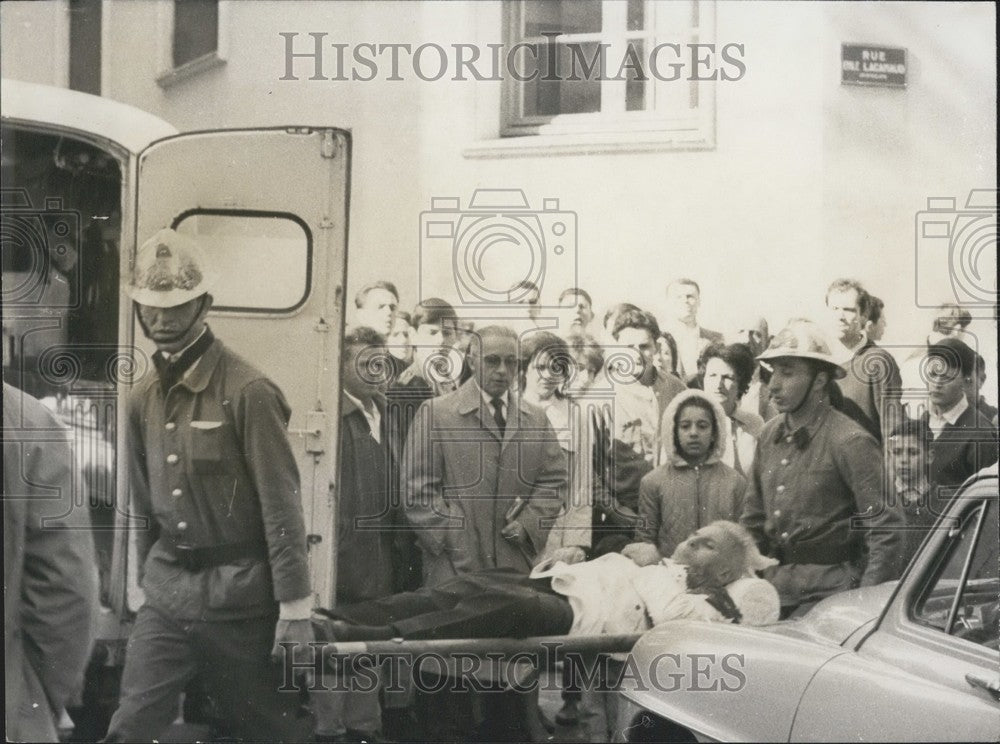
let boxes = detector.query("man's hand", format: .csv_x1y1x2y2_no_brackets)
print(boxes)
271,618,316,687
547,546,586,565
622,542,662,567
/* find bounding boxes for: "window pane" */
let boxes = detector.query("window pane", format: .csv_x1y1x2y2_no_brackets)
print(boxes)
173,0,218,68
524,0,601,37
625,40,647,111
954,500,998,647
174,213,309,312
522,42,602,116
627,0,645,31
912,504,982,632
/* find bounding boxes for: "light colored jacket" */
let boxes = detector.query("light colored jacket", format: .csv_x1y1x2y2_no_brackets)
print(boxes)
402,379,568,586
636,389,747,558
4,384,96,742
538,396,597,555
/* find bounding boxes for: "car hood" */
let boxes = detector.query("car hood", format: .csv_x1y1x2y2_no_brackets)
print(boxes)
766,581,898,646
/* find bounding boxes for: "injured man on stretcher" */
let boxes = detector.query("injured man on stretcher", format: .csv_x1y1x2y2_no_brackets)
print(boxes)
313,521,780,643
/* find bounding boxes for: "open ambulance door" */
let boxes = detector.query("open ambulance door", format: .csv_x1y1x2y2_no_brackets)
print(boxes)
131,128,350,609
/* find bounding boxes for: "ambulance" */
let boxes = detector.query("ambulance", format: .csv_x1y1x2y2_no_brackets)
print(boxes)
1,79,349,735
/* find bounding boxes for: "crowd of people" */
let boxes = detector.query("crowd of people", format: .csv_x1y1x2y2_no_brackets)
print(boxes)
4,228,997,743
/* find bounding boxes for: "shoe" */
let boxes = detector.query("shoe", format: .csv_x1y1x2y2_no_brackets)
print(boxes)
555,700,581,727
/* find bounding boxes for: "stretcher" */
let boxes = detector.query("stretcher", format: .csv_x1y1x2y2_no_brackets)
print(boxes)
317,635,644,742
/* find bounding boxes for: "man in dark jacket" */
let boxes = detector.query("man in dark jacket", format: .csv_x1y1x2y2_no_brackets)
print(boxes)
105,229,313,742
826,279,902,443
4,383,97,742
922,337,999,496
313,326,406,742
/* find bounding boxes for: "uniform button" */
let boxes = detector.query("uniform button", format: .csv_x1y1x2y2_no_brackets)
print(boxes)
780,531,789,540
165,422,177,431
785,436,793,443
773,509,782,517
166,454,179,464
177,521,188,531
780,458,789,465
776,485,785,493
172,488,182,497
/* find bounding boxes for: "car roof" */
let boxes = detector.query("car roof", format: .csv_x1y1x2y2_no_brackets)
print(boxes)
1,78,177,155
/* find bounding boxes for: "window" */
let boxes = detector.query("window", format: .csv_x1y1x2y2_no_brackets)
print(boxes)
913,498,999,649
499,0,719,149
156,0,227,88
68,0,102,95
172,0,219,68
173,211,311,313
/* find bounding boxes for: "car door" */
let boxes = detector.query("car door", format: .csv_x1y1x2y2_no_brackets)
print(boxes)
791,480,1000,741
129,127,350,608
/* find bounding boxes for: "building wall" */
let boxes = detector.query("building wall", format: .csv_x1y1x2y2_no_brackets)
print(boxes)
3,0,996,375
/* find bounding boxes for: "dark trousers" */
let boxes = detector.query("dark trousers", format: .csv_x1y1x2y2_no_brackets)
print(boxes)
321,568,574,640
104,604,311,742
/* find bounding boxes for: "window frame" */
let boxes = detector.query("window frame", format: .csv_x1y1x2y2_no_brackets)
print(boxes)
155,0,229,89
497,0,716,150
170,208,313,315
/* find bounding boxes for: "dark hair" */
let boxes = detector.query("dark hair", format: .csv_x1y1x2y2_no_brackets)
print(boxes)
344,326,386,348
657,332,679,376
612,308,660,341
868,295,885,326
932,303,972,333
412,297,457,328
566,332,605,377
558,287,593,307
355,280,399,308
673,396,718,456
700,343,756,397
825,278,872,319
603,302,641,328
927,337,977,377
889,417,933,446
666,278,701,296
394,310,412,326
519,331,571,395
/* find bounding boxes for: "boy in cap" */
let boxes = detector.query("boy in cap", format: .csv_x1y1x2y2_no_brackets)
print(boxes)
105,229,314,742
740,319,904,615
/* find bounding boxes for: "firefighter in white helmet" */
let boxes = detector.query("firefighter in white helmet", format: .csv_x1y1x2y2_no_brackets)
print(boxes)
106,228,314,742
739,319,904,616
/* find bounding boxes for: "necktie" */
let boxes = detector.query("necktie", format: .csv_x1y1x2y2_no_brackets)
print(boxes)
491,396,506,436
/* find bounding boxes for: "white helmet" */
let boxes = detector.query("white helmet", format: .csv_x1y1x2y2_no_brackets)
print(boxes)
126,228,216,308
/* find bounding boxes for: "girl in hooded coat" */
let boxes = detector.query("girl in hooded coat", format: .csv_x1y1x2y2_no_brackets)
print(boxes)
623,389,747,565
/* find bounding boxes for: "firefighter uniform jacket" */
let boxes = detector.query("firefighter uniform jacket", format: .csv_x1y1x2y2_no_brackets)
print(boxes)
128,338,311,621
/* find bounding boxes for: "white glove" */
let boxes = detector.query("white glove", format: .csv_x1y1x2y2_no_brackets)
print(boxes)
622,542,662,567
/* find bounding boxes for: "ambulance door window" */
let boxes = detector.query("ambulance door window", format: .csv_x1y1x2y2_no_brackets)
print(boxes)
173,210,311,313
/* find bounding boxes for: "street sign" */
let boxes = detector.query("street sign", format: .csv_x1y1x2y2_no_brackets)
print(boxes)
841,44,907,88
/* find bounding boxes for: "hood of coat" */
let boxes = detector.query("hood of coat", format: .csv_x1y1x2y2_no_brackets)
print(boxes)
662,388,729,465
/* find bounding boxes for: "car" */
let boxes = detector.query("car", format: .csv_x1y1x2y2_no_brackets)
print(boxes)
617,467,999,742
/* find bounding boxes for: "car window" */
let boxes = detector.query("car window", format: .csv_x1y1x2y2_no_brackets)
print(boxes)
912,497,999,649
